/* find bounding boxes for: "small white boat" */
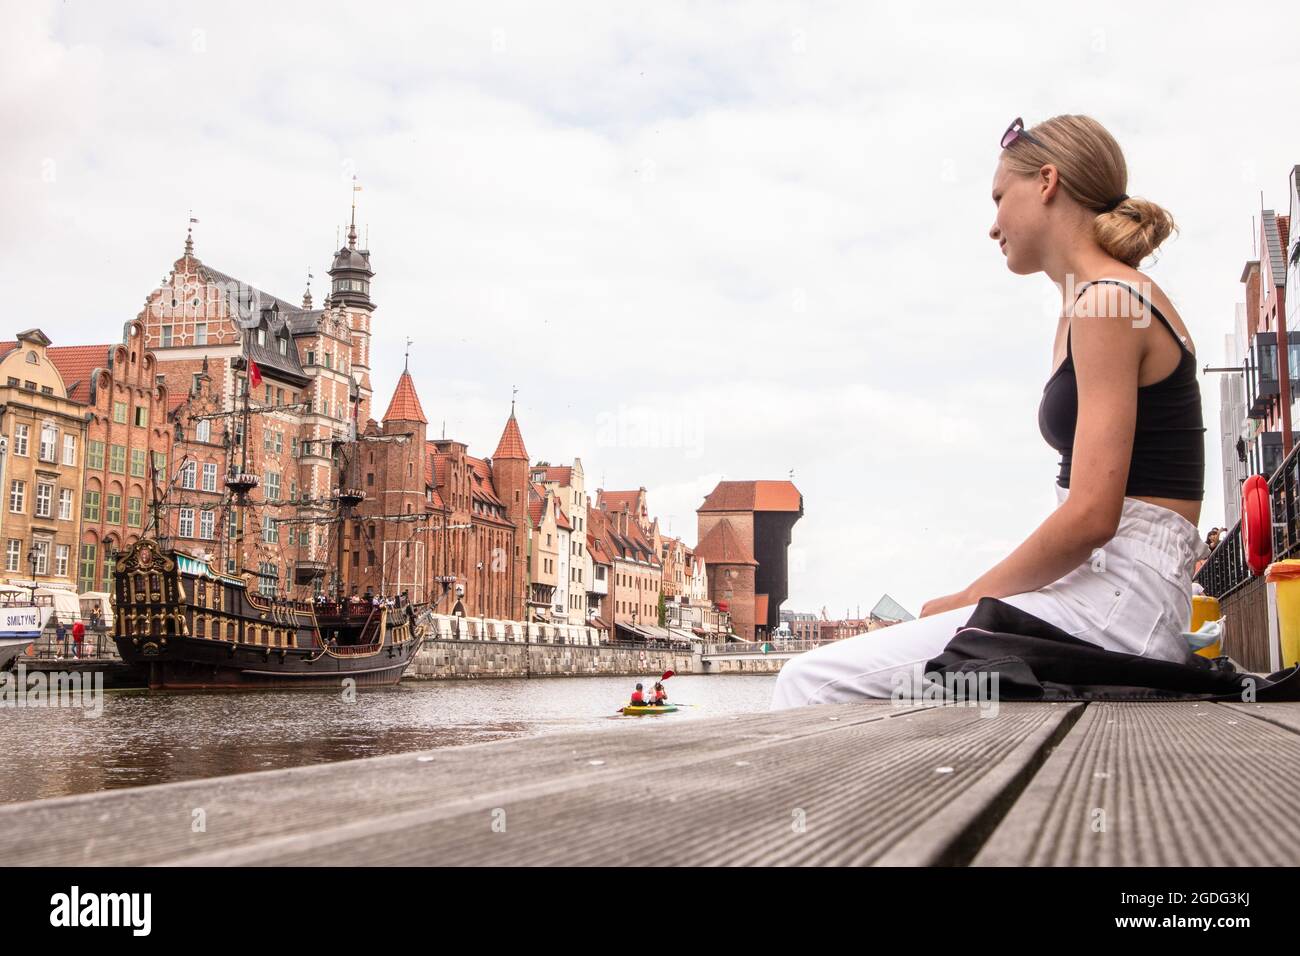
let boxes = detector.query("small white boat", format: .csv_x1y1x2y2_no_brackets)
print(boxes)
0,600,52,671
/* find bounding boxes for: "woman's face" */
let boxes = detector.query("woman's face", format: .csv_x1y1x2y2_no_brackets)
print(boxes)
989,157,1049,275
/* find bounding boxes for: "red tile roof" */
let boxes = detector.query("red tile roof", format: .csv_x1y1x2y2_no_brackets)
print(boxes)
534,464,571,485
528,484,545,529
555,506,572,531
382,371,427,424
46,344,112,404
493,411,529,460
699,480,802,513
598,490,642,515
694,518,757,565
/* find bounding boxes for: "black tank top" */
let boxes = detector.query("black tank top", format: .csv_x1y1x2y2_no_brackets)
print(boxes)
1037,278,1205,499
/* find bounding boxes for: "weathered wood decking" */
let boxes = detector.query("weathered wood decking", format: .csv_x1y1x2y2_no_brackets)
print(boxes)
5,699,1299,866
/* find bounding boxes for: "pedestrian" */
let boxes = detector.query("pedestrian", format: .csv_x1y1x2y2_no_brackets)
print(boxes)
72,619,85,660
774,115,1210,708
55,619,67,660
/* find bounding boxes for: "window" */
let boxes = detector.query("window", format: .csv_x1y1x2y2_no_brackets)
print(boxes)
191,373,202,396
83,490,100,521
256,329,266,346
113,401,127,424
54,544,69,578
178,508,194,537
4,377,14,386
152,451,166,475
262,514,278,543
38,425,56,462
78,543,97,592
35,482,52,518
88,440,104,470
274,431,283,454
130,449,146,477
105,494,122,524
276,388,284,406
291,438,299,458
62,434,76,466
108,444,126,474
264,385,272,404
202,462,217,492
5,540,19,572
134,406,147,427
181,461,196,490
195,323,207,345
127,496,142,528
12,424,28,457
258,562,277,597
9,480,25,514
58,488,72,521
32,540,49,575
306,351,315,365
278,338,287,356
324,352,333,370
196,419,210,442
161,326,173,347
263,430,272,452
199,509,215,540
266,472,280,500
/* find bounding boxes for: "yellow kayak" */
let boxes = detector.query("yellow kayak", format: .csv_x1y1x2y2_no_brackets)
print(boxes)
621,704,678,716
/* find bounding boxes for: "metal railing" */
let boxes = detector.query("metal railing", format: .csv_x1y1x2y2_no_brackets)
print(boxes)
704,640,825,656
1196,436,1300,599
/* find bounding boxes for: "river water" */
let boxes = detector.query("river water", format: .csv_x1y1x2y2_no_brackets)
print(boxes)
0,674,778,804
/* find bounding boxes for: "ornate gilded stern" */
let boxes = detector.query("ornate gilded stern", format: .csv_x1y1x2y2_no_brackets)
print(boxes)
114,539,188,652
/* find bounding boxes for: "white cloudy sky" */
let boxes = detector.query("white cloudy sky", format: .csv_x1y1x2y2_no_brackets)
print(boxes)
3,1,1298,618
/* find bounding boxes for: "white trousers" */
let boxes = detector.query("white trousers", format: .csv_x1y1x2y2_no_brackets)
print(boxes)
770,484,1211,708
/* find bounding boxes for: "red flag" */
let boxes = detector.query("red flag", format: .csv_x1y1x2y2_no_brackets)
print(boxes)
248,360,263,389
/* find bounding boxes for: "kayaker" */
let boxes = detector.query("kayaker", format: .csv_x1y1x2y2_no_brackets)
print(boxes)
629,683,646,705
651,681,668,705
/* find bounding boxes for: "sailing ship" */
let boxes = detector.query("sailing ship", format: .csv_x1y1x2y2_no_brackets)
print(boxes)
112,349,431,690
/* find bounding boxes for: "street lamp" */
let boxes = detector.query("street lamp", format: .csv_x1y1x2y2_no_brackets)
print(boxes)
26,544,39,604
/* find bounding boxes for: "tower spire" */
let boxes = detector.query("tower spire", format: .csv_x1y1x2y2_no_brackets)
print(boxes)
348,176,360,249
184,211,198,257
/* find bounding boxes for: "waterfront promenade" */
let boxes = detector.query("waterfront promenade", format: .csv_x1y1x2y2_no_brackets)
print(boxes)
4,697,1298,866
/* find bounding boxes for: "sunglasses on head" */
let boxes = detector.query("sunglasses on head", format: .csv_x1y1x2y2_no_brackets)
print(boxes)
1000,117,1047,151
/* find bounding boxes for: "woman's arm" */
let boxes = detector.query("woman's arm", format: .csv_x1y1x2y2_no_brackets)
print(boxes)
930,285,1142,611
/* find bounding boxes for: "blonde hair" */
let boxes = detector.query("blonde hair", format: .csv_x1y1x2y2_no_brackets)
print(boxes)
1002,114,1178,267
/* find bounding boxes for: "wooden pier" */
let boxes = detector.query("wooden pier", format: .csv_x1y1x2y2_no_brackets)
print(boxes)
3,698,1299,866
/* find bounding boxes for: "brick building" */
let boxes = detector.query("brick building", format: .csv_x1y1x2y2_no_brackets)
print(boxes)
695,480,803,641
134,221,376,594
46,320,173,593
348,372,529,620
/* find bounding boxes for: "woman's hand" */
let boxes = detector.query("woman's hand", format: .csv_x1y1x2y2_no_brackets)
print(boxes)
918,589,974,619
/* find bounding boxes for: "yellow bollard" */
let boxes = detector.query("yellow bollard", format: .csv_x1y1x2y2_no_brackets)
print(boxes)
1189,595,1222,659
1265,560,1300,670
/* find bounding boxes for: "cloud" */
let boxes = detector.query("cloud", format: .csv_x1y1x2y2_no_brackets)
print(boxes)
4,0,1295,616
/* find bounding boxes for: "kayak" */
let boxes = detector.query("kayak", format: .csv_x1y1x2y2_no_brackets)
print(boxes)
621,704,679,716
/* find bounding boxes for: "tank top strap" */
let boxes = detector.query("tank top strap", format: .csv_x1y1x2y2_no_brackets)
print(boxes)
1073,278,1191,354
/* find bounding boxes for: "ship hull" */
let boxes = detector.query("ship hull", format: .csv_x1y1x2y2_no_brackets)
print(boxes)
113,632,424,690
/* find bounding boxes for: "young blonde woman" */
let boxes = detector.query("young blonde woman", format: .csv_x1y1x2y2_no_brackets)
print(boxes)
771,114,1209,709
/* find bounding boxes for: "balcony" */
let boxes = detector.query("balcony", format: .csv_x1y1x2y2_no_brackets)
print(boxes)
1246,332,1300,420
295,560,329,585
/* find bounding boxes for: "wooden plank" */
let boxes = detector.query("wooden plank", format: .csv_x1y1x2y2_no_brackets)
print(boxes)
1,701,1079,867
973,702,1300,866
0,702,914,866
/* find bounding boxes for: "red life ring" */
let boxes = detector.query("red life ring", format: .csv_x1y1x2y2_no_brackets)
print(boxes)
1241,474,1273,576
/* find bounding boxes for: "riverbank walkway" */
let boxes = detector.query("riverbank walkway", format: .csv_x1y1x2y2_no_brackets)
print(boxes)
4,698,1298,866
